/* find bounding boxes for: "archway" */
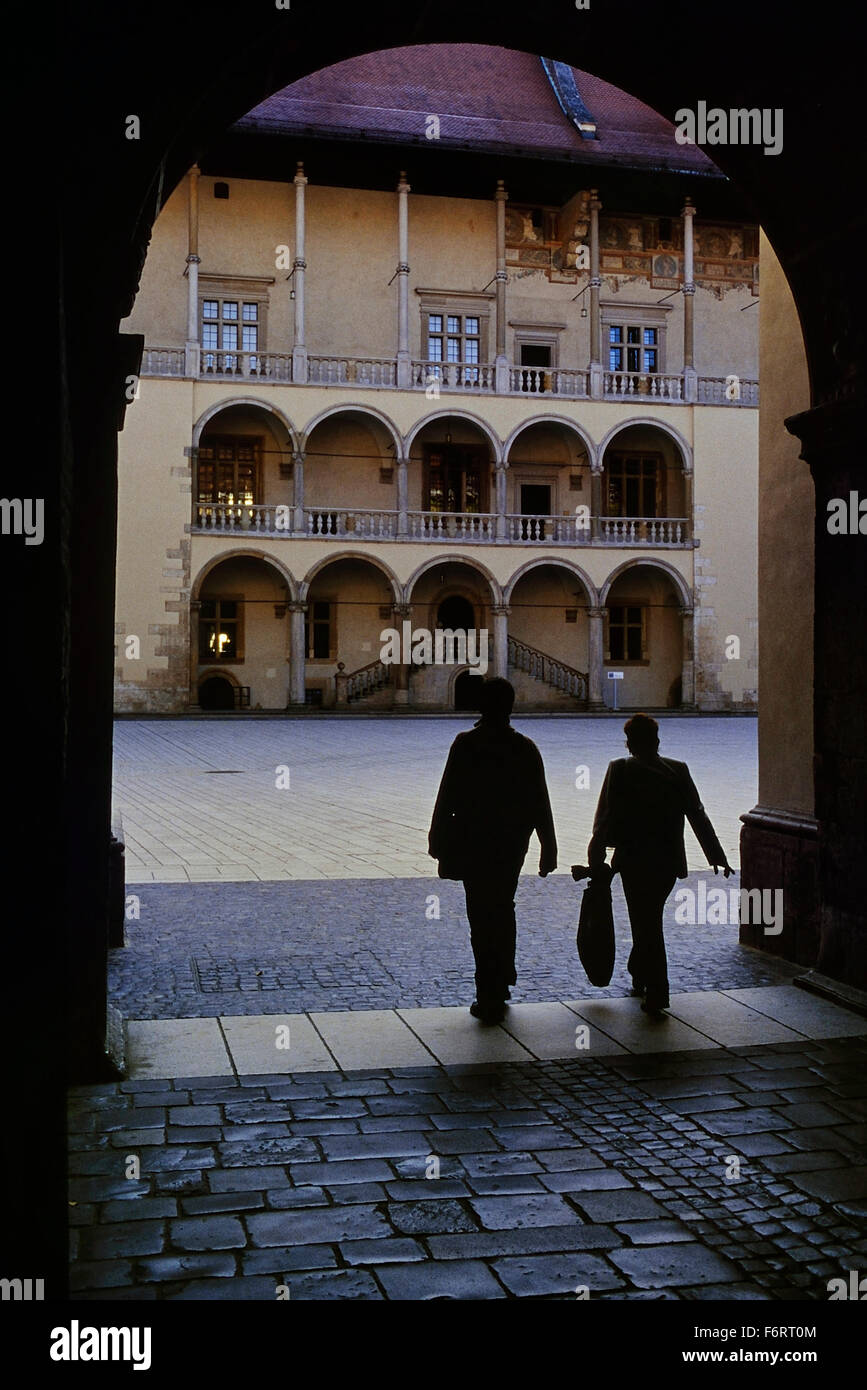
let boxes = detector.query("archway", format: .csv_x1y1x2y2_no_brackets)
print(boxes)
198,674,236,710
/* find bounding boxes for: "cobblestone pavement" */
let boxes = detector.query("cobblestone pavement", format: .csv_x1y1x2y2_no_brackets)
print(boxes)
113,716,756,881
68,1035,867,1301
111,872,798,1020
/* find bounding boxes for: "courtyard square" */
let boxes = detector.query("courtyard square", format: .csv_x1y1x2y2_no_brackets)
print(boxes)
113,714,756,883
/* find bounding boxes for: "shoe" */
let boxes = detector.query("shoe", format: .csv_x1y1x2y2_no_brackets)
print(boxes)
629,980,646,998
641,995,670,1016
470,1000,505,1024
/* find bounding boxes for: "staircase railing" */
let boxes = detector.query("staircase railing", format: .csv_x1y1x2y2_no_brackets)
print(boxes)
337,658,394,704
508,636,588,701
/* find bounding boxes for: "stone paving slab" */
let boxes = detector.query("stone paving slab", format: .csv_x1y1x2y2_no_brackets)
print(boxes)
499,1001,629,1059
126,1020,233,1080
220,1015,335,1074
310,1010,438,1070
722,986,867,1038
69,1035,867,1301
663,991,805,1046
563,998,721,1053
396,1007,537,1065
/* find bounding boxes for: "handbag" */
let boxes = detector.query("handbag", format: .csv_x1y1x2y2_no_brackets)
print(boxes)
575,864,616,987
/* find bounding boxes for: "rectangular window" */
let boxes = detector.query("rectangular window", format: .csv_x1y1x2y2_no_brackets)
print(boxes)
609,324,658,374
425,311,481,383
605,453,662,518
424,446,487,513
196,436,262,506
201,298,264,371
305,601,334,660
608,605,645,662
199,598,241,661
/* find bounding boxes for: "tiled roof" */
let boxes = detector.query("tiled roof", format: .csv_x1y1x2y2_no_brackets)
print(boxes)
234,44,719,175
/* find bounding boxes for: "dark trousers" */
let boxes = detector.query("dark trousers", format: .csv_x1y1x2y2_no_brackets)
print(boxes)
618,862,677,1001
462,860,523,1008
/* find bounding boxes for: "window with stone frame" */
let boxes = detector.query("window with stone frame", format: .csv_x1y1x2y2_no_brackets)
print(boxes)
416,290,493,383
608,324,659,374
423,445,488,513
198,274,273,373
199,597,243,661
606,604,648,663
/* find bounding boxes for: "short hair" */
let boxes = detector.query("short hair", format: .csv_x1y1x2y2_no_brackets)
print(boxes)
478,676,515,720
624,713,659,752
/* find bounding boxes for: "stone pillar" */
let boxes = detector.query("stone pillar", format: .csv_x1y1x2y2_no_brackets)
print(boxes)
396,457,408,536
396,172,411,389
292,163,308,384
184,166,200,378
334,662,349,708
587,606,605,708
682,198,697,402
494,180,509,393
188,599,202,709
288,601,307,706
392,603,411,705
588,189,603,399
682,465,694,542
492,605,510,679
590,463,604,541
292,451,305,534
782,397,867,986
679,606,696,707
495,462,508,539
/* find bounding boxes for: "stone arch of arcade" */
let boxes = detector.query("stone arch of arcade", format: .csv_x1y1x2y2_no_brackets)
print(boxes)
298,552,403,709
52,5,863,1147
598,418,694,543
190,550,298,711
600,557,695,712
300,405,404,535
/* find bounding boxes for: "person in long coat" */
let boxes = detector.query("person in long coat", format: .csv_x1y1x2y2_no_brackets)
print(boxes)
429,677,557,1023
587,712,732,1014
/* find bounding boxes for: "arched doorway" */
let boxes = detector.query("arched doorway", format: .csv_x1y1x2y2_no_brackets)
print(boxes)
198,675,235,710
437,595,475,631
453,669,483,711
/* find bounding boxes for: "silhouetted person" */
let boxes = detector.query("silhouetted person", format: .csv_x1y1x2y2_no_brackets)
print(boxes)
429,677,557,1023
587,713,732,1015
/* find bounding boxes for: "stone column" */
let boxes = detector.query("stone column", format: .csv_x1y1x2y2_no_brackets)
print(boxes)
587,606,606,708
392,603,411,705
679,606,696,707
396,457,408,536
588,189,603,399
184,166,200,378
494,180,509,393
492,605,510,679
288,601,307,707
682,198,697,402
292,163,308,384
682,465,694,543
495,462,508,539
188,599,202,709
590,463,604,541
292,451,305,534
396,172,411,388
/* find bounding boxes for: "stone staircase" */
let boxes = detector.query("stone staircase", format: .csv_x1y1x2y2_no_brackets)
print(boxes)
508,636,588,708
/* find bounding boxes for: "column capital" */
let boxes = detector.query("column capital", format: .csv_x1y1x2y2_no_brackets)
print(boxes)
682,283,696,296
397,262,410,274
678,606,694,619
681,197,696,218
590,460,604,475
190,598,202,612
587,606,606,619
589,188,601,210
397,171,410,192
288,600,308,614
495,179,508,201
186,253,201,265
491,604,511,618
294,161,307,186
392,603,412,620
495,459,509,472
